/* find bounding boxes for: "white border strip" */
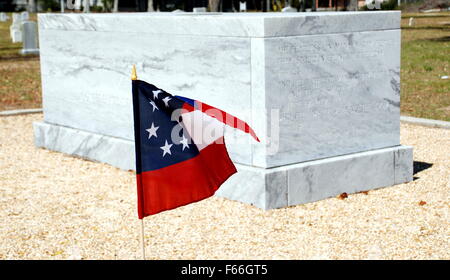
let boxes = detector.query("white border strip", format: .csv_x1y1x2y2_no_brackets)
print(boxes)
0,108,43,116
401,116,450,129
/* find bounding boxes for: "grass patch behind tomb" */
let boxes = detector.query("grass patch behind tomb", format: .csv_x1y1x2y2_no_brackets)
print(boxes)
401,12,450,121
0,13,41,111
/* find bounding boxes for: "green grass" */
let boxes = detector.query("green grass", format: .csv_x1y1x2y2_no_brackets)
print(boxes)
0,13,37,58
401,12,450,121
0,12,449,121
0,13,41,111
0,24,21,59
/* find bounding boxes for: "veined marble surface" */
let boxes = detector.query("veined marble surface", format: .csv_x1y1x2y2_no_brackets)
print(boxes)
287,148,395,206
34,121,135,171
286,145,413,206
394,146,413,184
38,11,400,38
38,12,401,168
39,29,255,165
262,29,401,167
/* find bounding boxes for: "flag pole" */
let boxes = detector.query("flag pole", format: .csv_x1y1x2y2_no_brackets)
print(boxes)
140,219,146,260
131,64,137,81
131,65,145,260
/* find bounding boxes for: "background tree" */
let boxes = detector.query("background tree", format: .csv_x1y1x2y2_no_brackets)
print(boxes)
208,0,220,11
148,0,154,11
28,0,37,12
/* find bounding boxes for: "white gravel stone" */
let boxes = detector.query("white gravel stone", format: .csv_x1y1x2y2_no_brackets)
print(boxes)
0,114,448,259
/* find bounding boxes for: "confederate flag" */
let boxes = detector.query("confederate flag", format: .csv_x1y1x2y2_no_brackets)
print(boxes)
132,80,259,219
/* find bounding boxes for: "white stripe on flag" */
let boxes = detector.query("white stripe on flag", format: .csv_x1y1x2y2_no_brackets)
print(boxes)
181,110,225,151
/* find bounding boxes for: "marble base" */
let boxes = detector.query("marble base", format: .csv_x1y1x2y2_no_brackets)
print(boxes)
20,49,39,55
34,121,135,171
34,121,413,209
218,145,413,209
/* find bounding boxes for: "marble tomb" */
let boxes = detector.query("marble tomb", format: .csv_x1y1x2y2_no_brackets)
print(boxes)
34,12,413,210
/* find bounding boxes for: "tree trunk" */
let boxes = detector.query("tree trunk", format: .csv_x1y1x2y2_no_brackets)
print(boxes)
113,0,119,12
147,0,154,11
28,0,37,12
208,0,220,11
345,0,358,11
83,0,90,12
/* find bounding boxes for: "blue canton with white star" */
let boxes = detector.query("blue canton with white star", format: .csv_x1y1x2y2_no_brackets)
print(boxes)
135,81,199,172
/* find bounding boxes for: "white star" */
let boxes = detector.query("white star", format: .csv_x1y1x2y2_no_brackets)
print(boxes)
180,135,189,151
152,90,162,99
160,140,173,157
162,96,172,107
145,122,159,139
149,100,159,112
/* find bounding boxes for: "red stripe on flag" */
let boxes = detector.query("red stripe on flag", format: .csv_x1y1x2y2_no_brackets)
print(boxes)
182,102,195,112
195,101,260,142
136,137,237,219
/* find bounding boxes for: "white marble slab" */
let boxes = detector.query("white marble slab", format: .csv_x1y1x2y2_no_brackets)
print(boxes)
38,12,401,168
34,121,135,171
261,29,401,167
39,29,254,165
286,145,414,206
287,148,395,206
38,12,400,38
215,164,266,209
394,145,413,184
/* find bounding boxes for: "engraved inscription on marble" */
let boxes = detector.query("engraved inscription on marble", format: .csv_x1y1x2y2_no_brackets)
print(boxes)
263,30,401,166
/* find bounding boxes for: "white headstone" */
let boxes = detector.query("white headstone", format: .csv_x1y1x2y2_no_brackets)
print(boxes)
21,11,29,21
0,12,9,22
193,7,207,12
83,0,90,13
20,21,39,55
10,13,22,43
281,5,297,12
408,17,415,27
12,13,21,25
239,1,246,12
74,0,82,10
11,29,22,43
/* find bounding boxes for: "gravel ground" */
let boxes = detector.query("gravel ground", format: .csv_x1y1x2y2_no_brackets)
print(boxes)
0,114,448,260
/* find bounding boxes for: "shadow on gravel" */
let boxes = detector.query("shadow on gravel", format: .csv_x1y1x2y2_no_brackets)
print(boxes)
413,161,433,181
